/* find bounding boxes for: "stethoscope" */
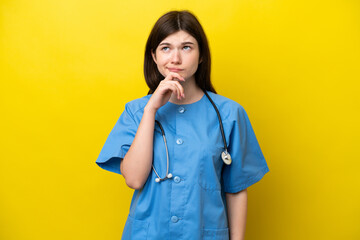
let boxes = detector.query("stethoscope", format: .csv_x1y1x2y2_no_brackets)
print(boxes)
152,89,232,183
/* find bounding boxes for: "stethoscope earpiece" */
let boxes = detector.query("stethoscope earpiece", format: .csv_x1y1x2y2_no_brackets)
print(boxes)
154,173,173,183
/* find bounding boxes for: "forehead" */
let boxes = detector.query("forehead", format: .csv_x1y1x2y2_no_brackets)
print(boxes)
159,30,197,45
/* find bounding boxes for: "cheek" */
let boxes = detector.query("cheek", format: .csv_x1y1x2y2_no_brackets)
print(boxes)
156,53,170,64
155,56,166,68
188,56,200,72
189,54,200,65
155,58,168,77
190,64,199,75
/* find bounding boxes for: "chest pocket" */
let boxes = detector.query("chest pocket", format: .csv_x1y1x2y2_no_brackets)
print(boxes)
198,145,224,191
202,228,229,240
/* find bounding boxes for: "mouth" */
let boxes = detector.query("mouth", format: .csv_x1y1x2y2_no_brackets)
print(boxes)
167,68,183,72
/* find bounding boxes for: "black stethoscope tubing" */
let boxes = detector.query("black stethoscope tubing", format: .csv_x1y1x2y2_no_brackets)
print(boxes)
202,89,228,152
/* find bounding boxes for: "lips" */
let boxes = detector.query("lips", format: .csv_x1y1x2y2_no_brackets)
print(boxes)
168,68,183,72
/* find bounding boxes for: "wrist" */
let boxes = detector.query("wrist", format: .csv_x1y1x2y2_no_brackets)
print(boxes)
144,104,158,115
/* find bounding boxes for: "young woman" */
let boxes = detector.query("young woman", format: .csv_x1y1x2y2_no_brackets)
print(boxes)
96,10,269,240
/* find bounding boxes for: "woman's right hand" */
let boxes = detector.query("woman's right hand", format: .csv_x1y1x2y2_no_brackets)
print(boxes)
145,72,186,112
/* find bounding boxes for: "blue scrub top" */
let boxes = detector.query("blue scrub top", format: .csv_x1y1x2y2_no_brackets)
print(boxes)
96,90,269,240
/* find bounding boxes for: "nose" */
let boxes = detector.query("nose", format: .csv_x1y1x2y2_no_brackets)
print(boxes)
171,49,181,64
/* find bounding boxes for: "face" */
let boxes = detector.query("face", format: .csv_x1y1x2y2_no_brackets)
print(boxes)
151,30,202,81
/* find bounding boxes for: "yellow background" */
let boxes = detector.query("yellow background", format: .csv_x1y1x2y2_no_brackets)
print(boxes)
1,0,359,239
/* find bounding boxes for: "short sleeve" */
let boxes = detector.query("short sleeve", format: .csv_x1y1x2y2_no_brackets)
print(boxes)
222,105,269,193
95,103,138,175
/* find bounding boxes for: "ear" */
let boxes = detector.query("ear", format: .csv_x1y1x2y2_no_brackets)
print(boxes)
151,50,157,64
199,57,203,64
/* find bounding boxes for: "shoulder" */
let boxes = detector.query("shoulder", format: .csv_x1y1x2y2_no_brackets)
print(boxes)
206,91,246,121
124,94,152,117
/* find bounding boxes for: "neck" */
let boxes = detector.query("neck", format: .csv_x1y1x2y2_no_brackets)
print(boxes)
169,76,204,105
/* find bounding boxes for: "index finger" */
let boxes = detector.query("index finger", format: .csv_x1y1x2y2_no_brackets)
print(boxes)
166,72,185,82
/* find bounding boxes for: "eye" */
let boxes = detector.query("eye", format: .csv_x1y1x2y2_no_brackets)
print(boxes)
161,46,170,51
183,46,191,50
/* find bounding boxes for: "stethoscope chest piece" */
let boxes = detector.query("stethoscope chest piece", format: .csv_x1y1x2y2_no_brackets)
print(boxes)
221,151,232,165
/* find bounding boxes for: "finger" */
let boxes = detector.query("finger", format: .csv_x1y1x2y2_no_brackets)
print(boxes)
163,82,180,100
166,72,185,82
172,72,185,82
167,73,185,98
169,81,183,99
172,80,184,98
175,84,182,100
161,78,184,99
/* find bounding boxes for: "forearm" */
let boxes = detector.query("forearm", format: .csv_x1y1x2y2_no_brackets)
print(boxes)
225,189,248,240
120,106,156,189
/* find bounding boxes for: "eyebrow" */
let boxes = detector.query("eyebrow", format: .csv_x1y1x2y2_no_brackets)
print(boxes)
159,41,195,46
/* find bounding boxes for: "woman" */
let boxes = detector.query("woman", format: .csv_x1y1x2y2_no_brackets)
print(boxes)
96,10,269,240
